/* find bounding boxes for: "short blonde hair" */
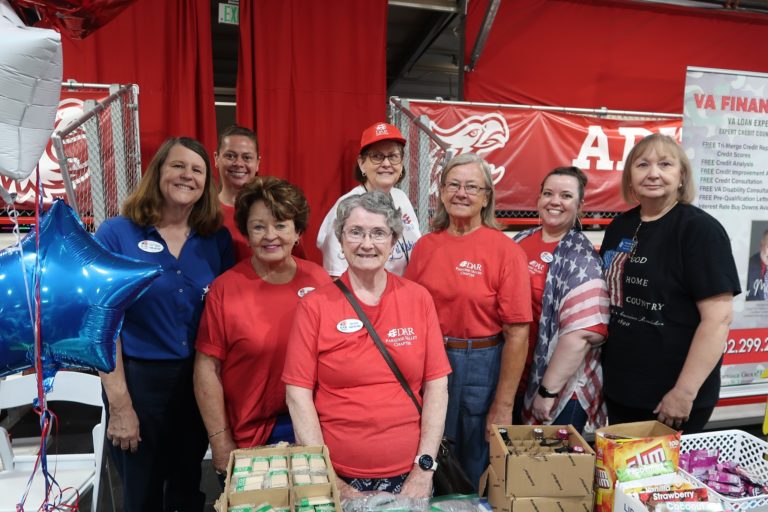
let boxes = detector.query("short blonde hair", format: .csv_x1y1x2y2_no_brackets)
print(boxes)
621,134,695,205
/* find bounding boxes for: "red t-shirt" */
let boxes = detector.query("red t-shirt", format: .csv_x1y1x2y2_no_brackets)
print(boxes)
221,203,251,262
195,257,331,447
518,231,559,387
518,230,608,392
282,272,452,478
404,227,532,337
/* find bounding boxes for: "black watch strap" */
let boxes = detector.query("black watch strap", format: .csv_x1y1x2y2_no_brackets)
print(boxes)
537,384,559,398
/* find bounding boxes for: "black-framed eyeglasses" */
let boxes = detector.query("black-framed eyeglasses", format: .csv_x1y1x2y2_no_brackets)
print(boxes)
343,227,392,243
366,152,403,165
443,181,488,196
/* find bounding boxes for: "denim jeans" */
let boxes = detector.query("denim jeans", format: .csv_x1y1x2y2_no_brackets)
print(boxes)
513,395,588,433
552,398,588,434
444,342,503,491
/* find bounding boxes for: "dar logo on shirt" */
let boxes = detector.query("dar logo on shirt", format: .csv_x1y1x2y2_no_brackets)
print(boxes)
456,260,483,278
386,326,416,347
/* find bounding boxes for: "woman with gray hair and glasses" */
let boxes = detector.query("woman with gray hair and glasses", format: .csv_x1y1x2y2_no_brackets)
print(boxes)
405,152,532,490
284,191,450,499
316,122,421,277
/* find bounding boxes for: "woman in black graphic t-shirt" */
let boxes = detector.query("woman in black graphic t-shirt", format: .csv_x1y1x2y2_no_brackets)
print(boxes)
600,134,740,433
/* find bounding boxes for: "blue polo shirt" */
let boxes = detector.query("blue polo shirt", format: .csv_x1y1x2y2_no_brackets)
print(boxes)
95,216,234,360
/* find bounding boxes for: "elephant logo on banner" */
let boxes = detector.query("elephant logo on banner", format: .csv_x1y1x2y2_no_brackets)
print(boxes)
430,112,510,185
0,97,90,206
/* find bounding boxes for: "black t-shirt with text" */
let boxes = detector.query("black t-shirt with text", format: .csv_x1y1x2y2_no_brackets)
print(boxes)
600,203,740,410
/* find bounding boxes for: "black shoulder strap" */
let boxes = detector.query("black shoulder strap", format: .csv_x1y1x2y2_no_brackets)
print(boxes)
334,279,422,415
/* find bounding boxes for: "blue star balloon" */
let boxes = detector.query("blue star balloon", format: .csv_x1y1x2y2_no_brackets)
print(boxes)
0,200,161,381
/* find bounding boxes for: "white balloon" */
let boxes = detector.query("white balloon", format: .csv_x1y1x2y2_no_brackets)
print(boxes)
0,0,62,181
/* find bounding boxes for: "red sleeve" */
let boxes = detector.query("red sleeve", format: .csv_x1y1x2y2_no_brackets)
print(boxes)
282,298,320,389
584,323,608,337
194,284,227,360
421,288,451,382
498,241,534,325
403,237,426,282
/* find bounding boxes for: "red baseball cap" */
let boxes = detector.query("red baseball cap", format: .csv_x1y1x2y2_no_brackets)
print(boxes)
360,122,406,150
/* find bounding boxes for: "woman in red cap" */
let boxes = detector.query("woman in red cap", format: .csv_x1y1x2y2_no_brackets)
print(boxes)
317,122,421,277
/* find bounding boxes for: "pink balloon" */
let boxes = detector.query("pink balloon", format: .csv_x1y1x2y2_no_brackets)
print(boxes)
11,0,137,39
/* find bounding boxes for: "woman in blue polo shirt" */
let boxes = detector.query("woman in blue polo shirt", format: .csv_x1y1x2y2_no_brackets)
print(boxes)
95,136,234,511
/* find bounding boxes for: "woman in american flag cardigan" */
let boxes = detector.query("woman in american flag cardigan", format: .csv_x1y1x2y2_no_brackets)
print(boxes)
514,167,610,432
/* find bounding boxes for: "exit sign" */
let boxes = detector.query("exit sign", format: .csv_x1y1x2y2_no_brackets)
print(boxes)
218,2,239,25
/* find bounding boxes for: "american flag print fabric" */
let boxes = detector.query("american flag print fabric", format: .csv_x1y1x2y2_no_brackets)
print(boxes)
514,227,610,428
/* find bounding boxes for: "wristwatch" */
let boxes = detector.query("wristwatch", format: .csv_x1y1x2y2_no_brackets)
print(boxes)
414,454,438,471
537,384,559,398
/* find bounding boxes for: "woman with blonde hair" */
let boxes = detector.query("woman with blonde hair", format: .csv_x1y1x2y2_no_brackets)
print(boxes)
600,134,740,433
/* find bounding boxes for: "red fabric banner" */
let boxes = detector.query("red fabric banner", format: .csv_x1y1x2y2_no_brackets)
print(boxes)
237,0,388,262
408,101,681,213
465,0,768,113
61,0,217,169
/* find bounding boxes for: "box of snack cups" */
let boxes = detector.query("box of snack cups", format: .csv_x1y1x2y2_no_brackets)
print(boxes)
214,444,341,512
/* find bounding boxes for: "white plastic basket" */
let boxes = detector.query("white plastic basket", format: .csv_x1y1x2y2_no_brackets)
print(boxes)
680,429,768,512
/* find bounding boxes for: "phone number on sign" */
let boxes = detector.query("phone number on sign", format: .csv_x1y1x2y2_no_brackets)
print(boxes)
724,337,768,354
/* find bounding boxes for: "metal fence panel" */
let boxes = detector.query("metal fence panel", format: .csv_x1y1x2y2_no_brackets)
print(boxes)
52,84,141,232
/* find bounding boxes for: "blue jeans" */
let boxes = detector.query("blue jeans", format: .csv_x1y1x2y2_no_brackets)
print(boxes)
444,343,502,491
553,399,588,434
514,395,589,434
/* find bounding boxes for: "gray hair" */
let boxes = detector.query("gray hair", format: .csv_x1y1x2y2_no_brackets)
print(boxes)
431,152,500,231
334,191,404,243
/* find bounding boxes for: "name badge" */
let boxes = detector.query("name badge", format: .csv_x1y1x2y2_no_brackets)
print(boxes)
138,240,163,253
337,319,363,333
297,287,315,298
618,238,635,253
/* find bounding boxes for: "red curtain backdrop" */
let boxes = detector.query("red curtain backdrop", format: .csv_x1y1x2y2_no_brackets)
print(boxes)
465,0,768,113
237,0,388,263
62,0,217,169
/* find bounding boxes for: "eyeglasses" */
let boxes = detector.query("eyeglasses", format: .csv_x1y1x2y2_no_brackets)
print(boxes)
221,152,259,164
443,181,488,196
367,152,403,165
343,227,392,243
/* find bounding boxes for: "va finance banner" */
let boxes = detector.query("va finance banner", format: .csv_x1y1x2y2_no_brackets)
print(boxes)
683,66,768,387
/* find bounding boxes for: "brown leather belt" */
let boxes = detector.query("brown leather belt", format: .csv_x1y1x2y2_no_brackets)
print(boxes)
443,334,502,350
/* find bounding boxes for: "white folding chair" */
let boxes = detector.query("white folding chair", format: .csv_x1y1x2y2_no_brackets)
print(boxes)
0,371,105,512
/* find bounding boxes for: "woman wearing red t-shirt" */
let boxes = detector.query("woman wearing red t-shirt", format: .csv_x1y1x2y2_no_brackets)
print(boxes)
284,191,450,499
514,167,609,433
194,177,330,479
405,153,532,490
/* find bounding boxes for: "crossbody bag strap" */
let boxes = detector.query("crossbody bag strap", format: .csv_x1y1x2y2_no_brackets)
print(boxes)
334,279,423,415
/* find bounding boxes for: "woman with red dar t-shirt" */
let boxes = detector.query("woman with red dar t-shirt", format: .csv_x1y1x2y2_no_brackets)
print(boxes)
284,191,450,499
404,153,532,490
600,134,740,433
194,177,330,479
514,167,609,433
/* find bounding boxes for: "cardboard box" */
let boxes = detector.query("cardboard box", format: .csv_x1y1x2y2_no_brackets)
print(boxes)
594,422,682,512
489,424,595,497
214,445,340,512
483,464,593,512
